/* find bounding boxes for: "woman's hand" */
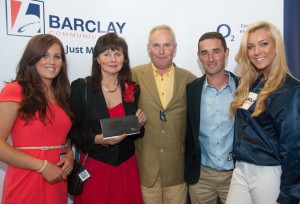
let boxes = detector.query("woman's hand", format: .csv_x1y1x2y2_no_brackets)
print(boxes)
95,133,127,146
57,149,74,179
135,109,146,127
40,161,65,184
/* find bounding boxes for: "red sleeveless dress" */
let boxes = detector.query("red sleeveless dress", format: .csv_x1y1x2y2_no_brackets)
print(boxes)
0,82,72,204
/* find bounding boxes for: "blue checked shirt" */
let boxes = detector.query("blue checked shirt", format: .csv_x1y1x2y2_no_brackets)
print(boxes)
199,71,236,170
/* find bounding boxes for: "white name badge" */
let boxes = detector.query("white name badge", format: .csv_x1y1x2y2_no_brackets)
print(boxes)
78,168,91,182
241,92,258,110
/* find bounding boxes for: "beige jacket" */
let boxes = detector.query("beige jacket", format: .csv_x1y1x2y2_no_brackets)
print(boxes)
132,63,197,187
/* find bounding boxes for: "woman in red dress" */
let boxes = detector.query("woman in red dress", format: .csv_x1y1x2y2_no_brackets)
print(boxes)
0,34,74,204
69,33,146,204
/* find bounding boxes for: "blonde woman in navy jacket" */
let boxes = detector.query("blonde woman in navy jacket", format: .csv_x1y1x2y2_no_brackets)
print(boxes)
227,21,300,204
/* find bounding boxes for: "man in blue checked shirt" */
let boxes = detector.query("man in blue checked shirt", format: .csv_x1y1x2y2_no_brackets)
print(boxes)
184,32,238,204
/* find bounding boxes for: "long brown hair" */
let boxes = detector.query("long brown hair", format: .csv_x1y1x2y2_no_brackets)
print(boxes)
15,34,72,124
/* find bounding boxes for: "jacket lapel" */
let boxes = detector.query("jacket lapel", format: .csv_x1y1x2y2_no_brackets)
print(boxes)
194,77,204,130
165,68,186,110
139,65,163,108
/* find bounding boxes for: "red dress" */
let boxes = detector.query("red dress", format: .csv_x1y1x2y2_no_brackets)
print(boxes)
0,82,72,204
74,103,143,204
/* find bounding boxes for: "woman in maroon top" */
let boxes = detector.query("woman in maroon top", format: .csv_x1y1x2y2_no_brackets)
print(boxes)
69,33,146,204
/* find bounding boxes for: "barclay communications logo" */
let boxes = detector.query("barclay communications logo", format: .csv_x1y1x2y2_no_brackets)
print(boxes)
6,0,45,37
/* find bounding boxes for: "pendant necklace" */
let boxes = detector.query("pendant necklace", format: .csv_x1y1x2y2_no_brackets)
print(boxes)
102,83,119,93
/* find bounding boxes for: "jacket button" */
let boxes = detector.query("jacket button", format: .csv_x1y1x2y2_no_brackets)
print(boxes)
160,149,164,153
161,130,165,133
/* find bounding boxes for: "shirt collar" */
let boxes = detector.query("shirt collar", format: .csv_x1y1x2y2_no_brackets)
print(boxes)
203,70,235,93
152,63,175,76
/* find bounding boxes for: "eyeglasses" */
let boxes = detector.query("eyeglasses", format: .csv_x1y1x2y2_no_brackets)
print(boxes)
160,111,167,122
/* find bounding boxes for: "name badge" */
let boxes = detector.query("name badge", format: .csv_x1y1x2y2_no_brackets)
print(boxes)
78,168,91,182
241,92,258,110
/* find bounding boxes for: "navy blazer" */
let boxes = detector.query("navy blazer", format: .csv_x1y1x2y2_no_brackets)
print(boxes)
184,71,238,184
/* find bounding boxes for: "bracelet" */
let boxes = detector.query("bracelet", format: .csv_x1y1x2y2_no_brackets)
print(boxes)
37,160,48,173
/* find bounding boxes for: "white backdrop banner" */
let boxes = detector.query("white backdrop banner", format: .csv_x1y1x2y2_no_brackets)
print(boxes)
0,0,283,202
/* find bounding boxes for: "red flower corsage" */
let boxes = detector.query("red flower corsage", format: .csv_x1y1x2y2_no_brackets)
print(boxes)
123,82,137,103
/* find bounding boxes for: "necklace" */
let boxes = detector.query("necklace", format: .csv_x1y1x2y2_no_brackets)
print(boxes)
102,83,119,93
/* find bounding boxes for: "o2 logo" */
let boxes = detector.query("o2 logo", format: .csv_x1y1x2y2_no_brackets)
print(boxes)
217,24,235,41
217,23,249,42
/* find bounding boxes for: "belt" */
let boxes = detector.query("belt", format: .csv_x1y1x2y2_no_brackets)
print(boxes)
15,143,67,150
201,165,233,172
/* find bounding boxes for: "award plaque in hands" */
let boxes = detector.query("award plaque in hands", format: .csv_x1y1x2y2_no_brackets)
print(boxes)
100,115,140,139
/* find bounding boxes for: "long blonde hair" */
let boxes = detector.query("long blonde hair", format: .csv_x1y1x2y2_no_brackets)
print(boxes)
230,21,291,117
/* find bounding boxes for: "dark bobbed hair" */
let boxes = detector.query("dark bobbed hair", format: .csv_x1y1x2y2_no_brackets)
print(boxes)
91,32,131,89
15,34,72,124
198,32,228,52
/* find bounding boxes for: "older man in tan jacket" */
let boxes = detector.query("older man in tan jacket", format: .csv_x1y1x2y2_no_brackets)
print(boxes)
132,24,196,204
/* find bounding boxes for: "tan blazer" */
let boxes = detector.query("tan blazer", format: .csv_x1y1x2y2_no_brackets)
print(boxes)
132,63,197,187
